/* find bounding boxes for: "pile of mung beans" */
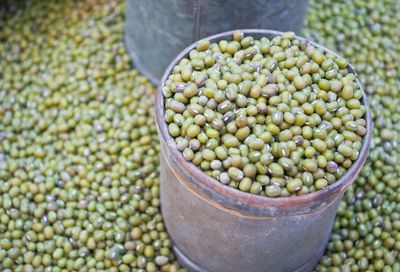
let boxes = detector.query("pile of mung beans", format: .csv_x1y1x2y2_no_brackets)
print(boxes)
0,0,399,271
163,31,367,197
304,0,400,271
0,1,182,271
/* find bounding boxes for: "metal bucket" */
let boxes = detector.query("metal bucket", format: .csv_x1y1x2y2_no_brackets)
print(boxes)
125,0,309,85
155,30,372,272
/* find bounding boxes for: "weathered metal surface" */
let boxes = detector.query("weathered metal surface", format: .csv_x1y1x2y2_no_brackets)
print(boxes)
125,0,309,84
160,149,340,272
155,30,372,272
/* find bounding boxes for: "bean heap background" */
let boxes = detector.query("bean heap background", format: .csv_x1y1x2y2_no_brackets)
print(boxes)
0,0,398,271
0,1,181,271
304,0,400,271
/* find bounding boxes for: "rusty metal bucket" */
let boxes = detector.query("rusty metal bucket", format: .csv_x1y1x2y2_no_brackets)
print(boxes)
155,30,372,272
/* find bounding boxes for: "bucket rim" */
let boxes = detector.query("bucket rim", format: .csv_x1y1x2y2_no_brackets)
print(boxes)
155,29,372,216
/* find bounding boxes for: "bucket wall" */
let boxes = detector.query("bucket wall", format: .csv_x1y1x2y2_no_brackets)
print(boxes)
160,145,340,272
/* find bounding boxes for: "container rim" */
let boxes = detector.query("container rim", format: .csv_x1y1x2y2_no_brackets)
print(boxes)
155,29,372,216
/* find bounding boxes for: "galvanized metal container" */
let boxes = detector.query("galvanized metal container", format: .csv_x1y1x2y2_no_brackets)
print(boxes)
125,0,309,84
155,30,372,272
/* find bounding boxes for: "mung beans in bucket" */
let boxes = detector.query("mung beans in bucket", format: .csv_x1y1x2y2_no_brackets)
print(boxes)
162,31,368,197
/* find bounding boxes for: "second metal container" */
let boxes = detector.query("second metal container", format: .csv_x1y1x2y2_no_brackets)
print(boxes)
155,30,372,272
125,0,309,84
